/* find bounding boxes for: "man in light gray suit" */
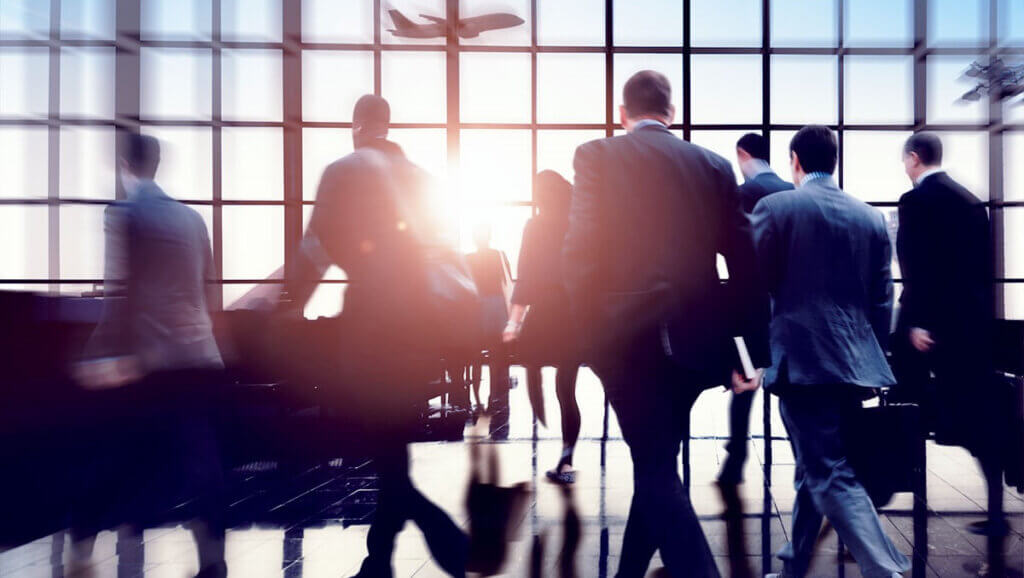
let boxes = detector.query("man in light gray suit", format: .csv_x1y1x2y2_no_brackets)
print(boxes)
73,133,226,578
751,126,910,578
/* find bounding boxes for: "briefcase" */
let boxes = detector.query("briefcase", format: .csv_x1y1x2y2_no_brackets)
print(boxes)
845,393,923,508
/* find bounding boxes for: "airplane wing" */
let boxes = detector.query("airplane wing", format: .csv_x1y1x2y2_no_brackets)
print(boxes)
419,13,447,24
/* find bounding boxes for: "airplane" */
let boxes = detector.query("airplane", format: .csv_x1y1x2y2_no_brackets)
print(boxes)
387,9,524,39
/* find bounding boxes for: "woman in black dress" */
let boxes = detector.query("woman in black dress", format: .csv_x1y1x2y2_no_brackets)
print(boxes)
503,171,582,484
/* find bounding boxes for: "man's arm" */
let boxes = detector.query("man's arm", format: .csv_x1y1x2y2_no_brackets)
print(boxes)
279,166,337,315
895,194,927,330
562,143,603,327
82,204,131,360
871,213,896,350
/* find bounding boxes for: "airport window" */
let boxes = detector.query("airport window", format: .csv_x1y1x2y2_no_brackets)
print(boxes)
0,0,1019,321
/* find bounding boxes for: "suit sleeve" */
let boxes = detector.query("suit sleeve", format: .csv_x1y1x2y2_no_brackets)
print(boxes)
871,213,895,350
718,166,771,368
511,220,539,306
280,166,337,314
895,194,927,330
749,198,779,296
562,143,603,325
200,221,220,312
82,205,131,359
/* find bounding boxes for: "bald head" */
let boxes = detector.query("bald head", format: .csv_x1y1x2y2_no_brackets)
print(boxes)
353,94,390,147
620,70,675,130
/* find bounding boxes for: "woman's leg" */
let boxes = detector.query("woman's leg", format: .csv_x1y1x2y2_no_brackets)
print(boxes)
554,364,582,470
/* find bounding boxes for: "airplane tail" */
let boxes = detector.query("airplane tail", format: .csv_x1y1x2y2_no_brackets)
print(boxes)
388,9,415,30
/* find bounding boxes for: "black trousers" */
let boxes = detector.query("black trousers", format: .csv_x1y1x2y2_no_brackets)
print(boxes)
593,334,720,578
719,389,756,485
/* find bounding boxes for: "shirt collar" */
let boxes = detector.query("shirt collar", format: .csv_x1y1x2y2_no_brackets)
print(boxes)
741,158,773,182
800,172,833,187
915,168,945,186
629,119,667,133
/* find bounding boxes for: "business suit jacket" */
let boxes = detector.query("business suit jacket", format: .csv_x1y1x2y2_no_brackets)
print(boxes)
86,181,223,372
751,176,895,389
739,171,793,213
562,123,771,384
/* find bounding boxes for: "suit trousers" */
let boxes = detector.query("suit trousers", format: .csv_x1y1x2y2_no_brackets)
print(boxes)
719,389,756,485
593,333,719,578
776,386,910,578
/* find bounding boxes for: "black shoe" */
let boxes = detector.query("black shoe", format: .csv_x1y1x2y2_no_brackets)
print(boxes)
967,519,1010,537
351,557,393,578
194,561,227,578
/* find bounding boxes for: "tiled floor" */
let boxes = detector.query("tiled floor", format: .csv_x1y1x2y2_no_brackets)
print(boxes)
1,367,1022,577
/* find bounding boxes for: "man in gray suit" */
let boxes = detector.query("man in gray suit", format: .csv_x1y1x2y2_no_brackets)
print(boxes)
74,133,226,578
751,126,910,578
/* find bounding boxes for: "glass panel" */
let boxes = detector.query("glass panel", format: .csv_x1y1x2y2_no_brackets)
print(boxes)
927,56,988,125
613,54,684,124
1002,0,1024,45
221,128,283,201
302,128,353,201
460,53,531,124
60,126,116,200
846,0,912,47
689,130,753,185
844,56,914,125
613,0,683,46
459,206,533,274
0,48,48,118
141,126,213,201
1006,208,1024,280
771,0,837,47
141,0,212,40
387,128,448,182
303,0,373,43
537,53,606,124
691,0,761,47
537,0,604,46
222,206,284,280
380,0,446,45
1005,132,1024,202
0,205,48,279
222,0,281,41
1006,96,1024,124
61,0,116,40
1006,284,1024,320
536,130,606,184
302,51,374,122
459,0,530,46
61,47,115,119
842,131,914,203
0,126,48,198
221,49,283,122
929,0,988,47
934,131,989,200
770,55,837,125
770,129,799,184
691,55,762,124
382,51,447,123
140,48,213,121
459,130,531,204
60,204,107,280
0,0,49,39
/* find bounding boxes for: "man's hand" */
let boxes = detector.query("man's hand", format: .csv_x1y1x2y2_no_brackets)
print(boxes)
909,327,935,353
502,321,522,344
731,368,764,394
74,356,143,390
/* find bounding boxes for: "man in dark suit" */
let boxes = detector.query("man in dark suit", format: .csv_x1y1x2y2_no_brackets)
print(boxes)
563,70,770,578
752,126,910,578
718,133,795,489
894,132,1004,536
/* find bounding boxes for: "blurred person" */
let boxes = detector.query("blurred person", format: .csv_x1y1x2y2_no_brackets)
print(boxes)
718,133,794,491
751,126,910,578
465,223,514,414
503,170,583,485
279,94,467,578
563,70,770,578
894,132,1005,537
72,133,227,578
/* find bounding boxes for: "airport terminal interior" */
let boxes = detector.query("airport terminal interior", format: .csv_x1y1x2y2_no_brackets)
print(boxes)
2,0,1024,576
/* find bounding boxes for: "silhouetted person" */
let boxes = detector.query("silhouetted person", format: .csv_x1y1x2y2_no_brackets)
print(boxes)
503,170,583,484
894,132,1004,537
563,70,770,578
719,133,794,490
281,95,467,578
72,132,227,578
751,126,910,578
465,223,513,414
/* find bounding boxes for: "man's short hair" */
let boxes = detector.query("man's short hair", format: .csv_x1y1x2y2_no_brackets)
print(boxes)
789,125,838,175
904,132,943,166
737,133,769,161
623,70,672,119
122,132,160,179
353,94,391,138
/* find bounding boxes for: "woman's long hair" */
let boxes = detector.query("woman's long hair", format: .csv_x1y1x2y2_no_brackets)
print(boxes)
534,170,572,225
